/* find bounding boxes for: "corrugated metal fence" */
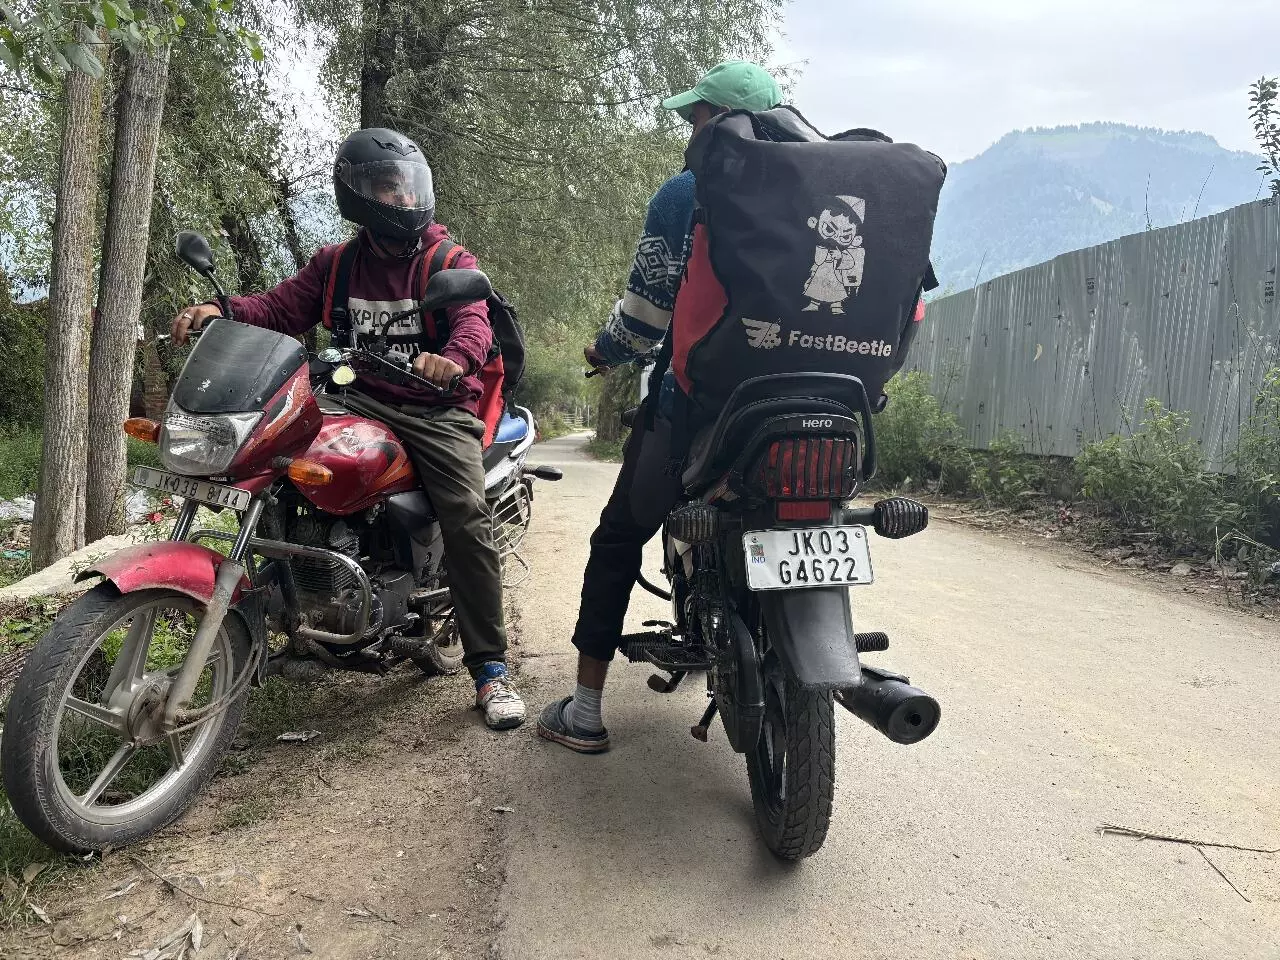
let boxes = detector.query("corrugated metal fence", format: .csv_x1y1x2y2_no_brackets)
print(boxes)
909,198,1280,469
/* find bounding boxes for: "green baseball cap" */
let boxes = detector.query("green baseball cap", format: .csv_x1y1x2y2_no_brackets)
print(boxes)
662,60,782,122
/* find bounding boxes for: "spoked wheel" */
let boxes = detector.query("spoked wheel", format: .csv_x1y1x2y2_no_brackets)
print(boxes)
745,652,836,861
411,616,465,676
1,583,252,853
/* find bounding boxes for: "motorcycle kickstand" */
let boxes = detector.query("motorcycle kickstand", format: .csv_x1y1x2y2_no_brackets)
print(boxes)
691,697,718,742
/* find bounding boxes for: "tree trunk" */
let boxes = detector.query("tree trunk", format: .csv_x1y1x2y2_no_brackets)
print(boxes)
86,42,171,542
360,0,394,127
220,209,267,292
32,61,107,569
274,180,316,349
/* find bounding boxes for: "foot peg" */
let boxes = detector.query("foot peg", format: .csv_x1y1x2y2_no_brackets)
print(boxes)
691,698,718,742
621,632,710,671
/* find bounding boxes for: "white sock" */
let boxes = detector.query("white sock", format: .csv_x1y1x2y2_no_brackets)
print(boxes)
564,683,604,734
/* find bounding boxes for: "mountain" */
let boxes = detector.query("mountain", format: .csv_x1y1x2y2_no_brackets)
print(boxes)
929,122,1267,293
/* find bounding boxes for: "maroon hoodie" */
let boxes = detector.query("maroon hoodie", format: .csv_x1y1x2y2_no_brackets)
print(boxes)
226,224,491,414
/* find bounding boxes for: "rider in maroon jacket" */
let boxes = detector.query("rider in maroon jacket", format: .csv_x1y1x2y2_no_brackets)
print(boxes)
170,128,526,731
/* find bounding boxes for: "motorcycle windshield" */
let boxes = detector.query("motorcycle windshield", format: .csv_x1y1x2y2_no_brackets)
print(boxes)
170,317,307,414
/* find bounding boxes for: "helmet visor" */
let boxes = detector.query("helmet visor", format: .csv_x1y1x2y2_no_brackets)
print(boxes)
338,160,434,212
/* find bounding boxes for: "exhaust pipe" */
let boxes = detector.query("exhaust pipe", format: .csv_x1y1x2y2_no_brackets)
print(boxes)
835,666,940,745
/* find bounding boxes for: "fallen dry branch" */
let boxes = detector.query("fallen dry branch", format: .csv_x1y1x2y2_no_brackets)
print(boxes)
127,856,284,918
1099,822,1276,904
1195,847,1252,903
1098,822,1279,854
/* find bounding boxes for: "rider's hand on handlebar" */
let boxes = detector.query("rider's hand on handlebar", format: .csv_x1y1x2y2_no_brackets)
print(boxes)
412,352,465,388
584,343,607,368
170,303,220,345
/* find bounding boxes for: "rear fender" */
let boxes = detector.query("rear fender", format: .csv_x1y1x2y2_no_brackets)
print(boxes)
76,542,252,606
758,586,861,690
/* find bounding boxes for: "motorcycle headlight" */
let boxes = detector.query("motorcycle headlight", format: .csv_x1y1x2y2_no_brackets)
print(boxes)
160,406,262,476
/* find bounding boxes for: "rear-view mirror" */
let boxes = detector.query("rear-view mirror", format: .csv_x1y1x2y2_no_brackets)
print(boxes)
176,231,216,275
421,268,493,312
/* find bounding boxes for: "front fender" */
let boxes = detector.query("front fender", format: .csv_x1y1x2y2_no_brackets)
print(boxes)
76,542,251,606
758,587,861,691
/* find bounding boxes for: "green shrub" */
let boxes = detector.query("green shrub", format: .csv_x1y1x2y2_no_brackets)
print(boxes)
1229,368,1280,546
586,434,626,462
1075,399,1237,548
0,285,47,426
970,431,1048,508
126,436,164,470
0,425,41,500
536,412,573,441
873,371,972,491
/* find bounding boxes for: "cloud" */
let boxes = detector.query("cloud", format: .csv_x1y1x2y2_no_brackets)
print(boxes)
779,0,1278,160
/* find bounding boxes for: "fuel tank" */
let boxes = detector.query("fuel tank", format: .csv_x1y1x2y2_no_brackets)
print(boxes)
292,413,419,514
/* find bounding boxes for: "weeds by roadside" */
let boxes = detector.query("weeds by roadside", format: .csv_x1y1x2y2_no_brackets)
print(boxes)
874,370,1280,594
585,435,625,462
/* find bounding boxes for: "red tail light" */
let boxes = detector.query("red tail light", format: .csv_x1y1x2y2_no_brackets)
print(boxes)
776,500,832,521
756,437,858,500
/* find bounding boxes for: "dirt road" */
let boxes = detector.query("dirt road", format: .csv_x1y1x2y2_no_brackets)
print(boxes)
501,434,1280,960
3,432,1277,959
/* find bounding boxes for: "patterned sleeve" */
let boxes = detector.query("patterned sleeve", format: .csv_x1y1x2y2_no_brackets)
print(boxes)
595,171,696,365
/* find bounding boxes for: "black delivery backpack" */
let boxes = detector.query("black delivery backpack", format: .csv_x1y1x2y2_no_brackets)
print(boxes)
669,107,946,415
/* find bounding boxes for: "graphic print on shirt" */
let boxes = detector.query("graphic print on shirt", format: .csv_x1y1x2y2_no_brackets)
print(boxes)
802,196,866,315
347,296,423,363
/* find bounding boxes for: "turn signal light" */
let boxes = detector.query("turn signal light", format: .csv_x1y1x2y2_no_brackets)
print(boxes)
123,418,160,444
287,459,333,486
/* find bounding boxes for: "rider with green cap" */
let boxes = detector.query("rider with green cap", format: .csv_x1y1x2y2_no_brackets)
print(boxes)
538,61,783,753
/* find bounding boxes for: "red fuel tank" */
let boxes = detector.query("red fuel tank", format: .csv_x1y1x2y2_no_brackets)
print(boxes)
291,414,418,514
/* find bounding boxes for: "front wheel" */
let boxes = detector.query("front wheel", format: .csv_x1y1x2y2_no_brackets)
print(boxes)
1,583,253,853
744,652,836,860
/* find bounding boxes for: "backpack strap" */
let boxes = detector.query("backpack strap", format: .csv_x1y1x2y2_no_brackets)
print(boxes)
418,239,465,346
323,241,360,347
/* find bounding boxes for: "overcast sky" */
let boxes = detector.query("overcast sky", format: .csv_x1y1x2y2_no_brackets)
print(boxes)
776,0,1279,162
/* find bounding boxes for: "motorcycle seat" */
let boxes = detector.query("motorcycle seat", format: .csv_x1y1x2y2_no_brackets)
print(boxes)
483,410,533,474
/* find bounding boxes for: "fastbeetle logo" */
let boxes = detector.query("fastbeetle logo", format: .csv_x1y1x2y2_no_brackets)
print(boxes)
787,330,893,357
740,317,782,349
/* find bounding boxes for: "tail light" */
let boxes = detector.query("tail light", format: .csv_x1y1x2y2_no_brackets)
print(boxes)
755,436,858,500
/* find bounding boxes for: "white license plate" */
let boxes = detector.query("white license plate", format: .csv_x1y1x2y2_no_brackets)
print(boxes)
743,526,874,591
132,467,252,511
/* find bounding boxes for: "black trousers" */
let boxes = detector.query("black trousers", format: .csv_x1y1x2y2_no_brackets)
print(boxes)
571,410,684,662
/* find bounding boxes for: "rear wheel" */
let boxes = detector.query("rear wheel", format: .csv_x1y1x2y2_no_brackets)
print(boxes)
1,584,252,852
744,651,836,860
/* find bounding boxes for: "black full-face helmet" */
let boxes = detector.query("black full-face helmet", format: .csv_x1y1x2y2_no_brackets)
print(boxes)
333,128,435,242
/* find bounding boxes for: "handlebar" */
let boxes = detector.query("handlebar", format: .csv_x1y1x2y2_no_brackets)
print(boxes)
323,346,461,396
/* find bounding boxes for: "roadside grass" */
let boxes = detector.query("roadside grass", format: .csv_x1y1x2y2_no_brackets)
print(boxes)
585,434,625,462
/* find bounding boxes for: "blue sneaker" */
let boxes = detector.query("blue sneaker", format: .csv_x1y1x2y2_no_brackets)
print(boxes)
475,662,526,730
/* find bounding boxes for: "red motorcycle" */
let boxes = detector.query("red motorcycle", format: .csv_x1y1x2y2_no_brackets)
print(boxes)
0,232,560,852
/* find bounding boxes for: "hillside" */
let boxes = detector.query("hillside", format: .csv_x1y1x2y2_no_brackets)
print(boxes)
930,122,1266,292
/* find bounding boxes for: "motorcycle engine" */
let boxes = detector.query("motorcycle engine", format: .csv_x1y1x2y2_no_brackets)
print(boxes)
287,509,412,639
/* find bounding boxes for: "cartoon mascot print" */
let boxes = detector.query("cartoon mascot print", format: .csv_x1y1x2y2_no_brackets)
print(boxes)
803,195,866,315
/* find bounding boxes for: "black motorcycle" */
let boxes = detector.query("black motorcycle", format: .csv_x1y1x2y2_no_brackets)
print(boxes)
621,373,940,860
